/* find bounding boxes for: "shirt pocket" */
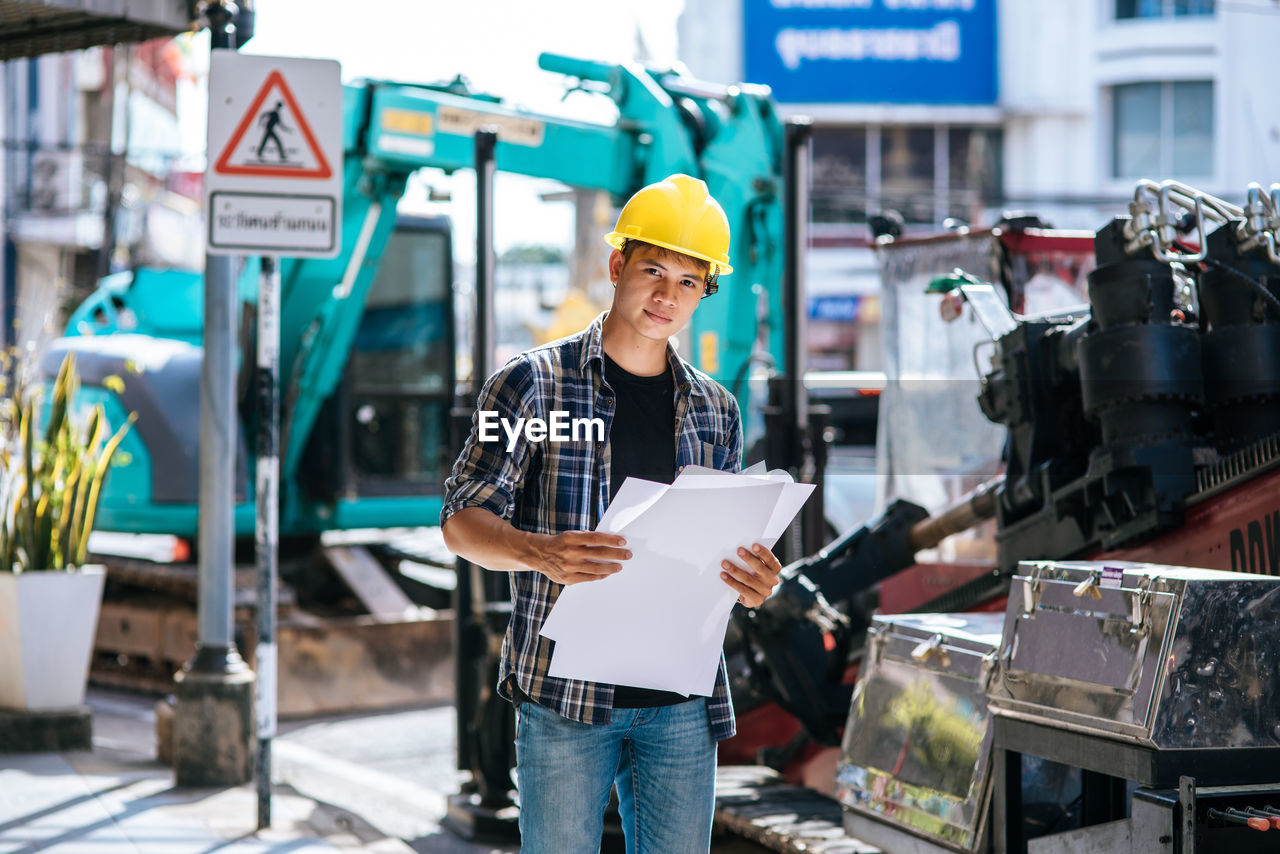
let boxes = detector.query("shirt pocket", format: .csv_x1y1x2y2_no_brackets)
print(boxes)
701,440,732,470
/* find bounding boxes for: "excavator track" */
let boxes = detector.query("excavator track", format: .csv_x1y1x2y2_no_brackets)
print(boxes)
88,544,456,717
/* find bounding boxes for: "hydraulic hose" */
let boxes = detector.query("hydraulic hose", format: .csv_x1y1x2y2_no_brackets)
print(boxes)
1201,257,1280,319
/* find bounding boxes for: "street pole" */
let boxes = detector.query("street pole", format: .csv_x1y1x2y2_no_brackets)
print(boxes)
474,129,496,388
0,64,14,356
255,255,280,829
781,120,829,556
173,0,255,788
767,119,815,564
452,130,498,782
783,120,811,462
444,128,519,841
471,129,517,808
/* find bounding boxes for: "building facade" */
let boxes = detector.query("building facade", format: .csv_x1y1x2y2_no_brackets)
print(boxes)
678,0,1280,372
0,41,198,354
679,0,1280,230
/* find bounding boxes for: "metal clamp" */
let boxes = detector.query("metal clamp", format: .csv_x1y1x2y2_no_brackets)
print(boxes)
1236,182,1280,265
1269,183,1280,250
999,623,1022,684
910,633,951,668
979,648,999,690
1131,575,1154,635
1125,180,1241,264
1020,563,1047,617
1153,191,1206,264
868,626,886,666
1073,570,1103,600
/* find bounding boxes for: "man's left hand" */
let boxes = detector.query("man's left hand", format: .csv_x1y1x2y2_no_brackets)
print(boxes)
720,543,783,608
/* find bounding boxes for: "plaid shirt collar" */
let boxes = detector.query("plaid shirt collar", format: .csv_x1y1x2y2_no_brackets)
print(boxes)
579,310,703,402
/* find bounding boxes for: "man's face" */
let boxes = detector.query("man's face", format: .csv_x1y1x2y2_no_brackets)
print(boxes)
608,245,707,343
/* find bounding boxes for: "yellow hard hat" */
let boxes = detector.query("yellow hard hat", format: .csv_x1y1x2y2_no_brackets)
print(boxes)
603,174,733,278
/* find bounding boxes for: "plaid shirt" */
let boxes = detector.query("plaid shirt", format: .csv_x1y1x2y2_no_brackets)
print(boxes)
441,312,741,741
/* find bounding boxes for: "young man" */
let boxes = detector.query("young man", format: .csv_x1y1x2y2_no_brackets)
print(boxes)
441,174,783,853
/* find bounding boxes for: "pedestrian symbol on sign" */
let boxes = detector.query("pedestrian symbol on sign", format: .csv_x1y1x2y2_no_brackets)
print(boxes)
214,70,333,180
256,102,293,163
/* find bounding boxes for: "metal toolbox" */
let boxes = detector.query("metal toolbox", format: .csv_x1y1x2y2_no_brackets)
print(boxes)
836,612,1005,853
988,560,1280,784
1024,780,1280,854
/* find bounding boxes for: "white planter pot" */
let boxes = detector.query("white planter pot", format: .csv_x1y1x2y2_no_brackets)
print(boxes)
0,566,106,710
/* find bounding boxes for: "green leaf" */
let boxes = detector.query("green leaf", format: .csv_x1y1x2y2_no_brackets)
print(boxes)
43,352,73,447
1,351,139,572
75,412,136,566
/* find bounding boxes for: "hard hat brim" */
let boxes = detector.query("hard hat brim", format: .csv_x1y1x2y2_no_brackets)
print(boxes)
603,232,733,277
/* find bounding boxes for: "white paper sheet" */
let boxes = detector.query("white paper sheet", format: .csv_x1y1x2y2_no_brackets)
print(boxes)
669,466,810,544
539,468,815,696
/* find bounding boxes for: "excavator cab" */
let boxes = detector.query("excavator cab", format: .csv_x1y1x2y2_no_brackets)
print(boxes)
297,214,456,520
55,213,456,537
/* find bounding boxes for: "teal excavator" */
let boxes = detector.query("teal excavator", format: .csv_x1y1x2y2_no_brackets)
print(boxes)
52,53,790,541
45,54,819,726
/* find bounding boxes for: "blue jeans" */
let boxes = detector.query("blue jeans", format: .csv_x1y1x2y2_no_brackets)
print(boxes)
515,699,717,854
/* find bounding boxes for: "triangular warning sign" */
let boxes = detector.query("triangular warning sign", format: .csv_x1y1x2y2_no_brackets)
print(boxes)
214,69,333,179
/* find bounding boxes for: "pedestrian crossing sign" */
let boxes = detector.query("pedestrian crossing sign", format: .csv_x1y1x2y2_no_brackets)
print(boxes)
205,52,343,258
213,69,333,179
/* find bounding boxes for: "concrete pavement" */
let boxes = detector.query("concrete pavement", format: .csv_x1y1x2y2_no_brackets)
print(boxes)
0,689,512,854
0,749,409,852
0,688,780,853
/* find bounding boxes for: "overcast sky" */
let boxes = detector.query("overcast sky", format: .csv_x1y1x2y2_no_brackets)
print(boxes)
183,0,687,260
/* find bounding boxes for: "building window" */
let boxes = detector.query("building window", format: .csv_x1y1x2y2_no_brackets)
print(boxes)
948,127,1003,224
880,127,936,224
812,127,868,223
1112,81,1213,179
1116,0,1214,19
810,124,1003,225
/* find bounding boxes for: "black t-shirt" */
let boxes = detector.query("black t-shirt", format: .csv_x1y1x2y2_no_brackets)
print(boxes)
602,352,689,708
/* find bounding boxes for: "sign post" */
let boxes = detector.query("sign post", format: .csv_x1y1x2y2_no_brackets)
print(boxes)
203,51,342,827
254,254,280,829
172,6,252,793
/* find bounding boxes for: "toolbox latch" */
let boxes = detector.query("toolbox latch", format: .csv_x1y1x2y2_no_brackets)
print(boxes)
1072,570,1103,600
1131,576,1154,634
1021,562,1048,617
910,633,951,668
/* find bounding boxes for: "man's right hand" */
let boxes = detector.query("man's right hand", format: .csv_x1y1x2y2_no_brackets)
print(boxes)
526,531,630,585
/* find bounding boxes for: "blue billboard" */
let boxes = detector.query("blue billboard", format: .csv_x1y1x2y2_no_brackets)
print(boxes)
809,295,861,322
745,0,998,105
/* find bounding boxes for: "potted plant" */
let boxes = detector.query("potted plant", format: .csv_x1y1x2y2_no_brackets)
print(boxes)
0,351,134,710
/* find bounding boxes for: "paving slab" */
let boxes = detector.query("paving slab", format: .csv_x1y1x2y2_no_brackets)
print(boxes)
0,742,413,853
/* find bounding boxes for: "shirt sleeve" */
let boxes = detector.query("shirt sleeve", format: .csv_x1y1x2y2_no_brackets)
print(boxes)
441,358,539,526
